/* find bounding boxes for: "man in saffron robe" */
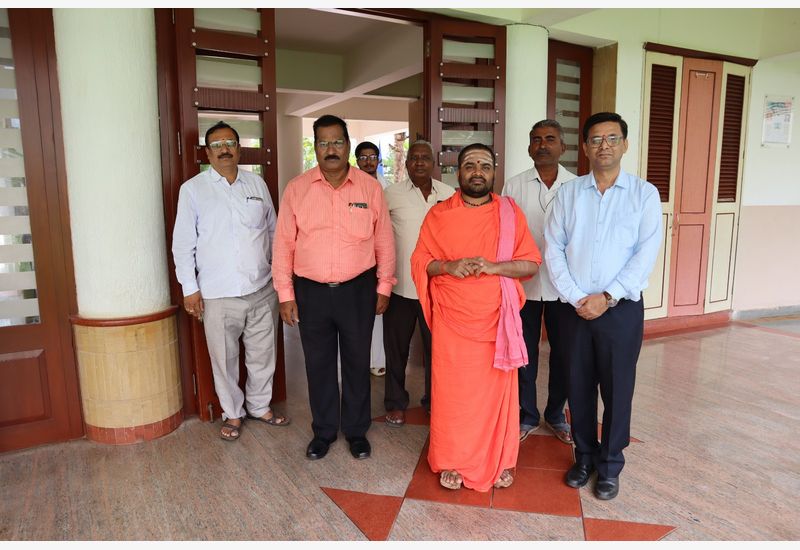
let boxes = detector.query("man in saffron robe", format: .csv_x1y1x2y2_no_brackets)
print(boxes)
411,143,541,492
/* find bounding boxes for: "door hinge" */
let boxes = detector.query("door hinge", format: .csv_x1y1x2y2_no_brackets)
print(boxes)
177,131,182,156
425,40,430,59
191,372,196,395
171,9,175,25
207,402,214,423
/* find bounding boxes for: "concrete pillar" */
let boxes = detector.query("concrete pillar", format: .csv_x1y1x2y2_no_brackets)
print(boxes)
504,24,549,180
276,96,304,197
53,9,180,443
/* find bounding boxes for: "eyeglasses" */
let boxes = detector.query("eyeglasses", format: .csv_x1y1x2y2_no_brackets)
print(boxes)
316,139,346,150
357,154,378,162
207,139,238,150
587,135,623,148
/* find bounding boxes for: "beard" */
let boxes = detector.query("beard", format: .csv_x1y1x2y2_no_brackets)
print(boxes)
460,177,492,198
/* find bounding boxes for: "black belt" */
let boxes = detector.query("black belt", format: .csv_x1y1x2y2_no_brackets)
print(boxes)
295,266,376,288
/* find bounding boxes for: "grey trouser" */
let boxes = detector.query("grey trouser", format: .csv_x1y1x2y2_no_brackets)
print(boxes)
202,284,279,421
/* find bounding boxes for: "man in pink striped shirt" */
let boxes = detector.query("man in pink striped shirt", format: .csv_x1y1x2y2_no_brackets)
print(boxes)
273,114,396,461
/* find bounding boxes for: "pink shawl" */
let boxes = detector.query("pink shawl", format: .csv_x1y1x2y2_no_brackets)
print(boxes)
493,196,528,371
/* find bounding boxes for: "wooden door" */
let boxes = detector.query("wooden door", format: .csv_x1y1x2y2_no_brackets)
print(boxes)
547,40,593,176
156,8,283,421
0,9,83,452
668,58,723,316
427,17,506,191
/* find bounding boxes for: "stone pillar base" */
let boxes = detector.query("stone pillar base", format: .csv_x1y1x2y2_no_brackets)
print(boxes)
71,306,183,445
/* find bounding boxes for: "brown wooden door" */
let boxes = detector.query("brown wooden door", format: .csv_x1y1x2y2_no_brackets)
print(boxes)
668,58,723,316
0,9,83,452
427,17,506,191
156,8,284,421
547,40,593,176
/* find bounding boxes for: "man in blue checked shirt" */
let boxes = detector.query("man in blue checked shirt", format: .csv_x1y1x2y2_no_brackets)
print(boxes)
544,112,662,501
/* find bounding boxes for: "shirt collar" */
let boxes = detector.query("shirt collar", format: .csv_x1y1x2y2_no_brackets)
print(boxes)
586,168,629,190
208,166,241,185
312,165,354,188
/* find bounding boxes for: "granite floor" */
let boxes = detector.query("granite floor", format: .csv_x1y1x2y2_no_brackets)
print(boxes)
1,316,799,540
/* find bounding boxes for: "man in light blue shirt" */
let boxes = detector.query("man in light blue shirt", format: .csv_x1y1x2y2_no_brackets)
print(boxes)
173,121,289,442
544,112,662,500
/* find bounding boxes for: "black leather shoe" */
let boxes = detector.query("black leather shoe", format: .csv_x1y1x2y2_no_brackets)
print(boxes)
347,436,371,459
595,477,620,500
306,437,330,460
565,462,595,488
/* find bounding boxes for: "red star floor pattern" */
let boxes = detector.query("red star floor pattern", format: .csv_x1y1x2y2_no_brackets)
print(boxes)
321,406,672,540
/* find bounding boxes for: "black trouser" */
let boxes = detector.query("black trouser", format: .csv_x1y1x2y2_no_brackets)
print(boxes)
294,268,377,442
382,292,432,412
519,299,568,428
553,298,644,479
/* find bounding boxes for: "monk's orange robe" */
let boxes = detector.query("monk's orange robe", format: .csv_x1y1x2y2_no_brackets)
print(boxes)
411,191,541,492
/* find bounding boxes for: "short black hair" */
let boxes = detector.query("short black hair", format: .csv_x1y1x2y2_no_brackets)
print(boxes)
457,143,495,168
531,119,565,142
313,114,349,143
205,121,240,146
355,141,380,159
582,112,628,142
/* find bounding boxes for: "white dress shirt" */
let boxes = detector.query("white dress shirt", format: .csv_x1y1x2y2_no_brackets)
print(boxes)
384,177,455,299
502,164,576,301
544,169,663,307
172,167,276,299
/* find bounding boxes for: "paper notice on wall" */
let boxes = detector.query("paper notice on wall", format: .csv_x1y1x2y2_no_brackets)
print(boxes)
762,95,794,147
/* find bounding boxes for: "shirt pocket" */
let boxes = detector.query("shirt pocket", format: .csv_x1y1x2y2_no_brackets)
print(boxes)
343,205,375,242
613,210,639,248
242,199,267,229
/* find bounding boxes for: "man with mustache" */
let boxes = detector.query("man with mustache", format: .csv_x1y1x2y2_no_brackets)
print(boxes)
411,143,541,492
502,120,576,445
273,115,396,460
173,121,289,442
382,140,454,426
545,112,662,500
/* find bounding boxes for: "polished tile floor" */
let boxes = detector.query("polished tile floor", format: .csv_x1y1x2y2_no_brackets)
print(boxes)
1,316,799,540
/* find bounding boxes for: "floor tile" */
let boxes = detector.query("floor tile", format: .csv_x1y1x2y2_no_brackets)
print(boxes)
517,433,574,471
321,487,403,541
583,517,676,540
491,467,582,517
403,440,492,508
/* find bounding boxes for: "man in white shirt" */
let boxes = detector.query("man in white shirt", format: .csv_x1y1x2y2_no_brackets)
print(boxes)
172,121,289,442
355,141,389,378
382,140,455,426
545,112,662,500
502,119,576,445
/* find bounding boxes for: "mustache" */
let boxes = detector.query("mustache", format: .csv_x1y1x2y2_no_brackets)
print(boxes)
469,177,487,185
324,154,340,161
218,153,233,159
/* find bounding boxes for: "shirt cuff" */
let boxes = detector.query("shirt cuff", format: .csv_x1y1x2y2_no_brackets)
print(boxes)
604,281,626,301
276,286,295,303
568,290,589,309
377,281,393,297
181,282,199,297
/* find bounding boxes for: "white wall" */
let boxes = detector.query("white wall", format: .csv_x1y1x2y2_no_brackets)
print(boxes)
53,9,170,317
740,52,800,207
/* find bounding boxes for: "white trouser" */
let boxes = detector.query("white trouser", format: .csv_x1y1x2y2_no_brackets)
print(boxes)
202,284,279,421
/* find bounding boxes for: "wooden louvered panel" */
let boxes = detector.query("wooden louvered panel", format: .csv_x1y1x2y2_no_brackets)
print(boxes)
718,74,745,203
440,62,499,80
438,107,498,124
195,87,269,112
646,64,677,202
192,28,268,58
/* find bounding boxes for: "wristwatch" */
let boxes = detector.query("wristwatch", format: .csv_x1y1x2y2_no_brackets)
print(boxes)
603,291,618,308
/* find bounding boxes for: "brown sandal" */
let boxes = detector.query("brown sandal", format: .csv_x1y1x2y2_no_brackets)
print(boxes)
439,470,463,490
493,469,514,489
385,410,405,427
220,418,243,441
247,412,290,427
